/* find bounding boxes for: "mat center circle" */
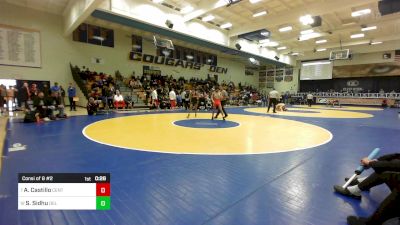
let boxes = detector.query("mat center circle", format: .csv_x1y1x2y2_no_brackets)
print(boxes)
173,119,240,129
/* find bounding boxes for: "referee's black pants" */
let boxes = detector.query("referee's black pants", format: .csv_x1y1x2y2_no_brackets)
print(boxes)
267,98,278,113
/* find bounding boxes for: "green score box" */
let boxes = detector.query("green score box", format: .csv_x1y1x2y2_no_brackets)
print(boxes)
96,196,110,210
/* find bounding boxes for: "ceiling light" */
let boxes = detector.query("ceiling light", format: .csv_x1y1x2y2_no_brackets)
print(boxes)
299,32,321,41
370,41,382,45
291,52,299,56
186,55,194,60
361,26,377,31
300,29,314,35
260,41,279,47
260,31,270,36
277,46,287,50
350,33,364,39
299,14,314,25
180,6,194,14
202,15,215,22
315,39,327,44
220,23,232,29
92,36,105,41
303,61,331,66
279,26,292,32
152,0,164,3
352,9,371,17
316,48,326,52
259,38,269,44
249,0,261,3
253,11,267,17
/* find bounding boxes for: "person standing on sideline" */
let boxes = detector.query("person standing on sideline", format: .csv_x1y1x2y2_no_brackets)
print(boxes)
59,85,66,105
19,82,30,109
307,92,313,107
267,88,280,113
150,87,158,110
169,88,176,109
6,86,15,111
67,83,76,111
187,87,199,118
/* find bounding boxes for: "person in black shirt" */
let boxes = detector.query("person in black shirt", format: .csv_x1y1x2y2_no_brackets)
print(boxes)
18,82,30,108
334,153,400,225
33,92,48,122
87,97,99,115
47,92,66,119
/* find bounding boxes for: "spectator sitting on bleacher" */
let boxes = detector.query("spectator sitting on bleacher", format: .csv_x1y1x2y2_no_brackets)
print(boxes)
23,99,36,123
87,97,99,115
30,83,38,98
33,92,49,122
382,99,388,108
47,92,66,119
113,90,125,109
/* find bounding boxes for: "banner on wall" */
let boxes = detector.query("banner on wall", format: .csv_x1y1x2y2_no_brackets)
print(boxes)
129,51,228,74
0,24,41,68
333,62,400,78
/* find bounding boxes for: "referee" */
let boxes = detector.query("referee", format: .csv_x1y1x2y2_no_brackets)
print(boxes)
267,88,280,113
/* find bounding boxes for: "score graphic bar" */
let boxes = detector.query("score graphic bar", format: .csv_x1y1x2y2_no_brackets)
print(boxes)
18,173,110,210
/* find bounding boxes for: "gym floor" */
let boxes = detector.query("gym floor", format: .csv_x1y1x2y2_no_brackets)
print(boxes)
0,105,399,225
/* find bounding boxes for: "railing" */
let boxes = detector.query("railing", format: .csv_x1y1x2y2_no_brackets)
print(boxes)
69,64,89,99
292,92,400,99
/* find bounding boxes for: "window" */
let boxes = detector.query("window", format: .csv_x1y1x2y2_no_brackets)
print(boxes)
73,23,114,48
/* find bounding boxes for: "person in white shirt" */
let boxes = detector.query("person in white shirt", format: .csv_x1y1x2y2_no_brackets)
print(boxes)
306,93,313,107
113,90,125,109
150,87,158,109
267,88,280,113
169,88,176,109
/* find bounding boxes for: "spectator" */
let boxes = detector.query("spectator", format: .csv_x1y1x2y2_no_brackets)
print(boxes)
150,87,158,109
0,85,6,114
169,88,176,109
113,90,125,109
30,83,38,98
60,85,66,105
6,85,16,111
51,82,60,94
18,82,30,109
334,153,400,225
67,83,76,111
33,92,48,122
47,92,66,119
42,83,50,97
87,97,99,115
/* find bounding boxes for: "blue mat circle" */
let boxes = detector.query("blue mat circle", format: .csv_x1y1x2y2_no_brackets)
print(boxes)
173,119,240,129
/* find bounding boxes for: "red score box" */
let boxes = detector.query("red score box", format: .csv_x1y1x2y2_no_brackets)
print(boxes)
96,183,110,196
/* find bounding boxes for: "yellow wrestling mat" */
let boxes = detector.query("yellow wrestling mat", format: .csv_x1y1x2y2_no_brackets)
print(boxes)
244,107,373,118
83,113,332,155
293,105,383,111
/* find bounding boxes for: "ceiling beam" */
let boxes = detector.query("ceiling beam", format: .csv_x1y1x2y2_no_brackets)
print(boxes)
183,0,227,22
63,0,105,36
276,16,400,48
282,33,400,55
228,0,378,37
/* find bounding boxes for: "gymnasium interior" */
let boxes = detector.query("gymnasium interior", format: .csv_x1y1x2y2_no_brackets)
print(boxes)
0,0,399,224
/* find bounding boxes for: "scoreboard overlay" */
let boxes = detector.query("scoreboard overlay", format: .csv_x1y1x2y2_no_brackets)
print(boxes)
18,173,110,210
